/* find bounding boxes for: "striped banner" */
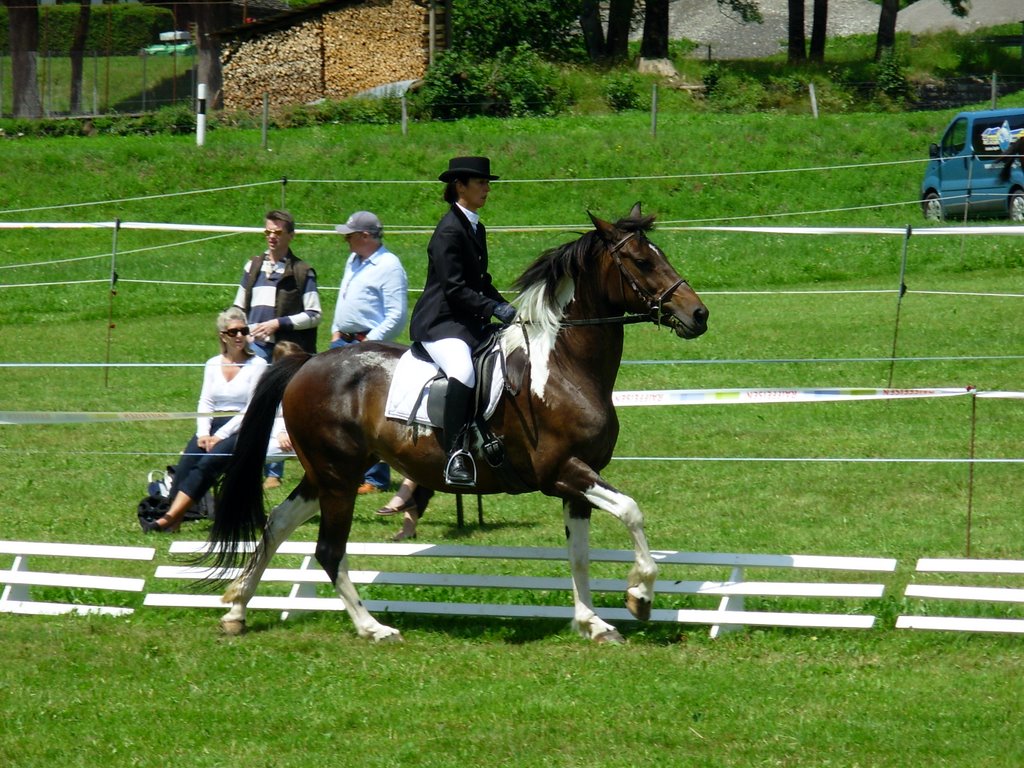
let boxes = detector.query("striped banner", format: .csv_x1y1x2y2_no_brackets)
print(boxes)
611,386,977,407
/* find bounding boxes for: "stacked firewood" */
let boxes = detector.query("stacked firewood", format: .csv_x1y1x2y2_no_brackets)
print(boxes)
221,0,434,113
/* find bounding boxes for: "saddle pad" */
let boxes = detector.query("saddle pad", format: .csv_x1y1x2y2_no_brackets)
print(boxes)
385,349,505,427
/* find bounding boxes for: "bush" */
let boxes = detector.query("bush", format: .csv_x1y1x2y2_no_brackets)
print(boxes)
449,0,587,62
603,72,646,112
411,46,571,120
875,47,911,101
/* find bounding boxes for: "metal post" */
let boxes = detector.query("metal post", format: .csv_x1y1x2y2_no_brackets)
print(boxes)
965,392,977,557
991,70,997,109
261,92,269,150
401,95,408,136
104,219,121,388
196,83,207,146
809,82,818,118
141,51,147,112
886,224,911,388
650,83,658,137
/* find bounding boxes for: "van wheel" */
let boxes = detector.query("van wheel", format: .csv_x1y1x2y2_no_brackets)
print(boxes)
922,192,943,221
1010,191,1024,223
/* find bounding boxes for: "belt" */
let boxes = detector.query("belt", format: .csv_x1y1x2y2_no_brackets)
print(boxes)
337,331,368,342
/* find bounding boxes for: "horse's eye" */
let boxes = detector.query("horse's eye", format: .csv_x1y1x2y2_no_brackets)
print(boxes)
632,257,653,272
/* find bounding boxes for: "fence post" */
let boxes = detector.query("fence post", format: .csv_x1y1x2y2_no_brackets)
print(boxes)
650,83,658,137
886,224,912,388
401,95,408,136
990,71,997,109
809,82,818,118
196,83,207,146
261,92,269,150
0,49,5,119
141,51,147,113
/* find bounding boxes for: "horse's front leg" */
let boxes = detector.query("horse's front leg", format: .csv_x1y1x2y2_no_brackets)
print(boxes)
582,483,656,621
220,488,320,634
564,500,624,643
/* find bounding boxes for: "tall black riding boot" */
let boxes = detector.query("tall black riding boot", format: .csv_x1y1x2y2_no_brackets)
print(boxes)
443,379,476,487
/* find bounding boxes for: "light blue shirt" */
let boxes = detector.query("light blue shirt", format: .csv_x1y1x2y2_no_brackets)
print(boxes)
331,244,408,342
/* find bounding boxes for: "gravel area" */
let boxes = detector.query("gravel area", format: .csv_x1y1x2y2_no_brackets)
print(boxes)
646,0,1024,60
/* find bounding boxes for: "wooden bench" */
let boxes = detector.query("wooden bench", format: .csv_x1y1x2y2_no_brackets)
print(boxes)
896,557,1024,634
146,541,896,636
0,540,155,617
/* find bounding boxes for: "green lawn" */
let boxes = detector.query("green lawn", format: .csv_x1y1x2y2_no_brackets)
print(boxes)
2,108,1024,767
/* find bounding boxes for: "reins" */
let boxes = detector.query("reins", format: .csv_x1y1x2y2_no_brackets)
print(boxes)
559,230,686,328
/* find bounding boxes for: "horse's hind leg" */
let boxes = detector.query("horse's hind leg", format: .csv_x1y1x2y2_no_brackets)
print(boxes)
220,480,320,634
564,500,625,644
316,488,402,643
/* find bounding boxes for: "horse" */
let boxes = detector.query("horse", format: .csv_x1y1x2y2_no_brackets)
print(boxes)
209,203,709,643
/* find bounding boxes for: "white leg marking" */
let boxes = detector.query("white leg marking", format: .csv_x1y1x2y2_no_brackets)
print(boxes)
332,554,402,643
220,494,320,627
564,505,621,641
583,484,657,613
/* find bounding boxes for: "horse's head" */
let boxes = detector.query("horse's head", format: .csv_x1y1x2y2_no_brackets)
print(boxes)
589,203,709,339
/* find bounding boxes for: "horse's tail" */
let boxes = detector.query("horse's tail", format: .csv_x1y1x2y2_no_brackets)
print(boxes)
206,351,311,571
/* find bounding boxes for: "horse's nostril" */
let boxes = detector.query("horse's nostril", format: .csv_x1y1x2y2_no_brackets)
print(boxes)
694,306,709,324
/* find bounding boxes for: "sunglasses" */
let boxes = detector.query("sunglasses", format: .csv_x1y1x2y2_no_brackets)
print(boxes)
264,229,287,238
221,326,250,337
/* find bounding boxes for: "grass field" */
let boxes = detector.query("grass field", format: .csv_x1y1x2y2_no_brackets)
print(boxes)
2,104,1024,766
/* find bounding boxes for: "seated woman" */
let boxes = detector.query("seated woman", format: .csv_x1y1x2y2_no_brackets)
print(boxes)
141,307,268,532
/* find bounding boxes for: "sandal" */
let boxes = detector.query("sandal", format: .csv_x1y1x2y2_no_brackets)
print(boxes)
375,500,417,517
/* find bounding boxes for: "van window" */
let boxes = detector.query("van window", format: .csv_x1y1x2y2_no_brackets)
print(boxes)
972,114,1024,157
942,117,968,155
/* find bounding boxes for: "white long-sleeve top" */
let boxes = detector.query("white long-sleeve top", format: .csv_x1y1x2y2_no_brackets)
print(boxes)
195,354,268,439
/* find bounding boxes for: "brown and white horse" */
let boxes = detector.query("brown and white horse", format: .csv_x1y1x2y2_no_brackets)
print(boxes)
209,204,709,643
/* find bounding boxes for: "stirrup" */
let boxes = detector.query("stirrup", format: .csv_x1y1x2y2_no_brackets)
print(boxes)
444,449,476,488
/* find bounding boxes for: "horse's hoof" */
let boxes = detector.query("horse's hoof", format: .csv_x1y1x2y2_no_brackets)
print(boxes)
220,619,247,636
625,593,652,622
595,628,626,645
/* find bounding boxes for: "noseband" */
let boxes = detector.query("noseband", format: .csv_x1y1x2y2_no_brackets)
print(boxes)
562,230,686,328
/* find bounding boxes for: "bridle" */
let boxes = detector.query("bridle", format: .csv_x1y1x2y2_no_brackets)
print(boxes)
560,230,687,328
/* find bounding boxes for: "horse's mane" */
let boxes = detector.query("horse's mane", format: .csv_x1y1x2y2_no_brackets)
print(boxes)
511,213,656,316
500,213,655,388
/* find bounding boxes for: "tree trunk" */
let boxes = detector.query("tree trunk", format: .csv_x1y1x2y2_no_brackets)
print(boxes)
605,0,634,62
69,0,91,115
194,0,232,110
787,0,806,63
874,0,899,61
640,0,669,60
809,0,828,62
9,0,43,118
579,0,605,62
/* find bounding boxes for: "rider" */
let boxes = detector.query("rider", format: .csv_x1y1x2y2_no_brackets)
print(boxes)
409,156,517,487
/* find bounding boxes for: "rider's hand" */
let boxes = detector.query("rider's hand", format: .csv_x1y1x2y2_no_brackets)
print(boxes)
493,302,517,325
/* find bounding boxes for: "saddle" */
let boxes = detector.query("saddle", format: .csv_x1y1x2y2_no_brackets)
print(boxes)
384,336,530,490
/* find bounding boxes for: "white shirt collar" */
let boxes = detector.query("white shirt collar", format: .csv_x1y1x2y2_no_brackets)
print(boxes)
456,203,480,232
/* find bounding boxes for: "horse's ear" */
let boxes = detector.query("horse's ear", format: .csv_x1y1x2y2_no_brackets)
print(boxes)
588,210,616,240
629,201,642,220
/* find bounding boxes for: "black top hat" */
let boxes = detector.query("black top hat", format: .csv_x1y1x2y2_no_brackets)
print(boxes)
439,156,500,183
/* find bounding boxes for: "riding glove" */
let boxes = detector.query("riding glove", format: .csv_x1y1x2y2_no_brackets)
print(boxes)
493,302,517,325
